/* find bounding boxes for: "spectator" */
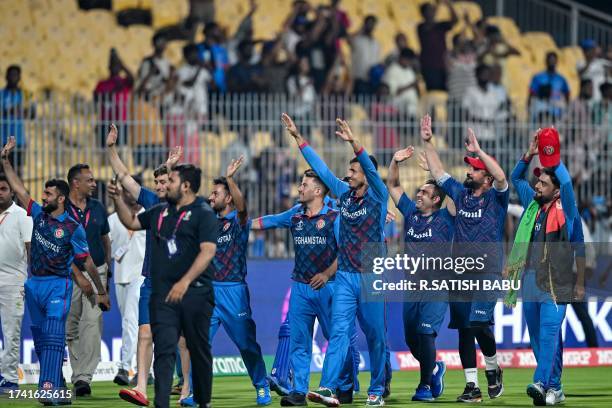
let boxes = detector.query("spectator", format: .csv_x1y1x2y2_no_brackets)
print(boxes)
164,43,211,163
462,64,504,146
94,50,134,147
384,32,408,66
286,57,316,137
577,39,612,101
528,51,570,123
350,15,381,95
490,64,510,111
134,33,173,100
260,39,294,94
447,34,477,145
226,0,258,66
282,2,311,56
417,0,458,91
564,79,595,181
592,82,612,147
226,41,265,93
479,25,520,66
331,0,350,36
382,48,419,117
370,82,399,164
322,56,352,97
1,65,33,175
197,22,229,92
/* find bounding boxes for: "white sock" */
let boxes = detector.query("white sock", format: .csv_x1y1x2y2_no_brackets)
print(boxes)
484,355,499,371
432,364,439,375
464,368,478,387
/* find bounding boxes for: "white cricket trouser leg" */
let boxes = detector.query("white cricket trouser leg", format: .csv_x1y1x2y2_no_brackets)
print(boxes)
115,276,144,371
0,285,25,383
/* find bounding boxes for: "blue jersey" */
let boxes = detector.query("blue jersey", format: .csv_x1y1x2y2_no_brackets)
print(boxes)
261,204,340,283
27,200,89,277
211,210,249,282
137,187,160,278
397,193,455,250
300,144,388,273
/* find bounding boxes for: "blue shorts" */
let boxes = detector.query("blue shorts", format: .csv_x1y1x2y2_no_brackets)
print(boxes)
448,301,495,329
403,301,447,335
138,276,152,326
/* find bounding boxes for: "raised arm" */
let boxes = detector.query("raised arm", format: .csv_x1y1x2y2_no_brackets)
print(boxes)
387,146,414,205
554,161,579,224
336,118,388,202
108,181,143,231
251,205,299,230
465,128,507,190
420,115,446,181
282,113,349,197
106,124,141,198
511,131,538,208
226,155,248,225
1,137,30,206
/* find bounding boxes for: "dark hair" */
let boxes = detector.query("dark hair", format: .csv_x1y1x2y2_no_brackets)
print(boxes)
475,64,490,77
152,32,166,45
541,168,560,189
420,2,434,15
424,179,446,209
350,155,378,170
7,65,21,75
153,164,168,178
204,22,219,36
399,47,416,60
183,43,199,58
174,164,201,193
580,78,593,87
67,163,90,185
212,176,230,193
546,51,558,60
303,169,329,196
0,174,9,189
364,15,377,24
600,82,612,95
45,179,70,198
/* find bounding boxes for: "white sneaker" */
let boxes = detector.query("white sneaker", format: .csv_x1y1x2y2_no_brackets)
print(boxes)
545,388,566,405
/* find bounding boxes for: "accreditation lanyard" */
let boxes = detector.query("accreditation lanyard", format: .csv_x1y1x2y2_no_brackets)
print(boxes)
70,206,90,228
0,213,8,227
157,208,187,256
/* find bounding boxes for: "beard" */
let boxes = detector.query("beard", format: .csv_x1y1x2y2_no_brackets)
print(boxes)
166,191,181,205
534,193,553,206
42,202,59,213
463,177,482,190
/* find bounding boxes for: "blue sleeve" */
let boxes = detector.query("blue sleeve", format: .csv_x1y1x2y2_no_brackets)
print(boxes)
260,205,300,229
333,213,340,243
300,144,349,198
555,162,579,225
561,77,570,94
27,200,42,218
138,187,159,210
570,216,585,258
511,158,536,209
396,193,417,218
356,148,388,202
529,74,540,94
71,225,90,259
441,177,465,204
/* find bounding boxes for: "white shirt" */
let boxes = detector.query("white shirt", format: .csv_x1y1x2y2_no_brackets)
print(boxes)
0,202,33,285
462,83,504,140
135,56,172,97
382,63,418,115
109,210,146,284
577,58,611,101
351,34,381,80
165,64,212,117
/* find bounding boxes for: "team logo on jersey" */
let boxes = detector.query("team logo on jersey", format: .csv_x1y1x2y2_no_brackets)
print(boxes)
54,228,65,239
543,145,555,155
343,197,351,207
184,211,192,221
316,219,326,230
413,215,419,222
223,222,231,232
162,208,169,217
295,220,304,231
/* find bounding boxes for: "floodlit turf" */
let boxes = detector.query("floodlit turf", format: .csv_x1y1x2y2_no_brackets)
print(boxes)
2,368,612,407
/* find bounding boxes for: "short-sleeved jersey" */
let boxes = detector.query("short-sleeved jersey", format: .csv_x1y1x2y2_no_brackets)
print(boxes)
27,200,89,277
211,210,250,282
66,198,110,267
137,187,161,278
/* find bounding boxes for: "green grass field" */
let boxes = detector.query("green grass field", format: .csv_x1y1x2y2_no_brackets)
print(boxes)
2,368,612,407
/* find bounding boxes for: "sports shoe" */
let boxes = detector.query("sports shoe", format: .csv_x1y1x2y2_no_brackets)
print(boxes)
0,376,19,394
267,375,290,397
412,384,434,402
256,386,272,406
114,369,130,386
527,382,546,406
130,373,154,387
365,394,385,406
280,392,307,406
179,394,195,407
485,367,504,399
307,388,339,407
456,382,482,403
382,380,391,399
337,388,353,404
545,388,565,406
73,380,91,397
431,361,446,398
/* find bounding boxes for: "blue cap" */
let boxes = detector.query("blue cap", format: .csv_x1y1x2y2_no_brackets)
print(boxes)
580,39,597,50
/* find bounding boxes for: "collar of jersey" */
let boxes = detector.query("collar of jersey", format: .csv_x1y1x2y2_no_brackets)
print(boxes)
219,209,237,220
300,203,331,217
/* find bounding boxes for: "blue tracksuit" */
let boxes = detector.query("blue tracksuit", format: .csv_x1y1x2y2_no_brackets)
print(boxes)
511,159,584,391
210,210,267,388
260,203,357,394
25,200,89,393
300,142,389,396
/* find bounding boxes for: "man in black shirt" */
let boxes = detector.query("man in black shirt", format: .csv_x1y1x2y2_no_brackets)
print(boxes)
111,164,218,408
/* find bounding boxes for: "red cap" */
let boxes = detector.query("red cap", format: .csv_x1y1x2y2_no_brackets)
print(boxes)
464,156,487,171
537,127,560,167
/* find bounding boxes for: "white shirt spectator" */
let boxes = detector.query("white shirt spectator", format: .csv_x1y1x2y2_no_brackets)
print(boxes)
0,202,33,285
287,75,316,118
350,34,381,81
577,58,611,101
462,83,504,141
382,62,418,115
108,210,146,284
165,64,212,117
135,56,172,98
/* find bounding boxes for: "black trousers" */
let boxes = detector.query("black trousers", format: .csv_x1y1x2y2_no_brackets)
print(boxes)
150,287,215,408
570,302,599,347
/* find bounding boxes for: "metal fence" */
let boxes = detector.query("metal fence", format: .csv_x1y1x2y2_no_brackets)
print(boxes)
1,92,610,256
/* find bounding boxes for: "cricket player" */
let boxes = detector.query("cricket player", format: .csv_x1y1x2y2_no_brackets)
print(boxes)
387,145,454,402
421,115,507,402
106,124,185,406
207,156,271,406
1,137,109,404
252,169,359,406
508,128,584,406
283,113,389,407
